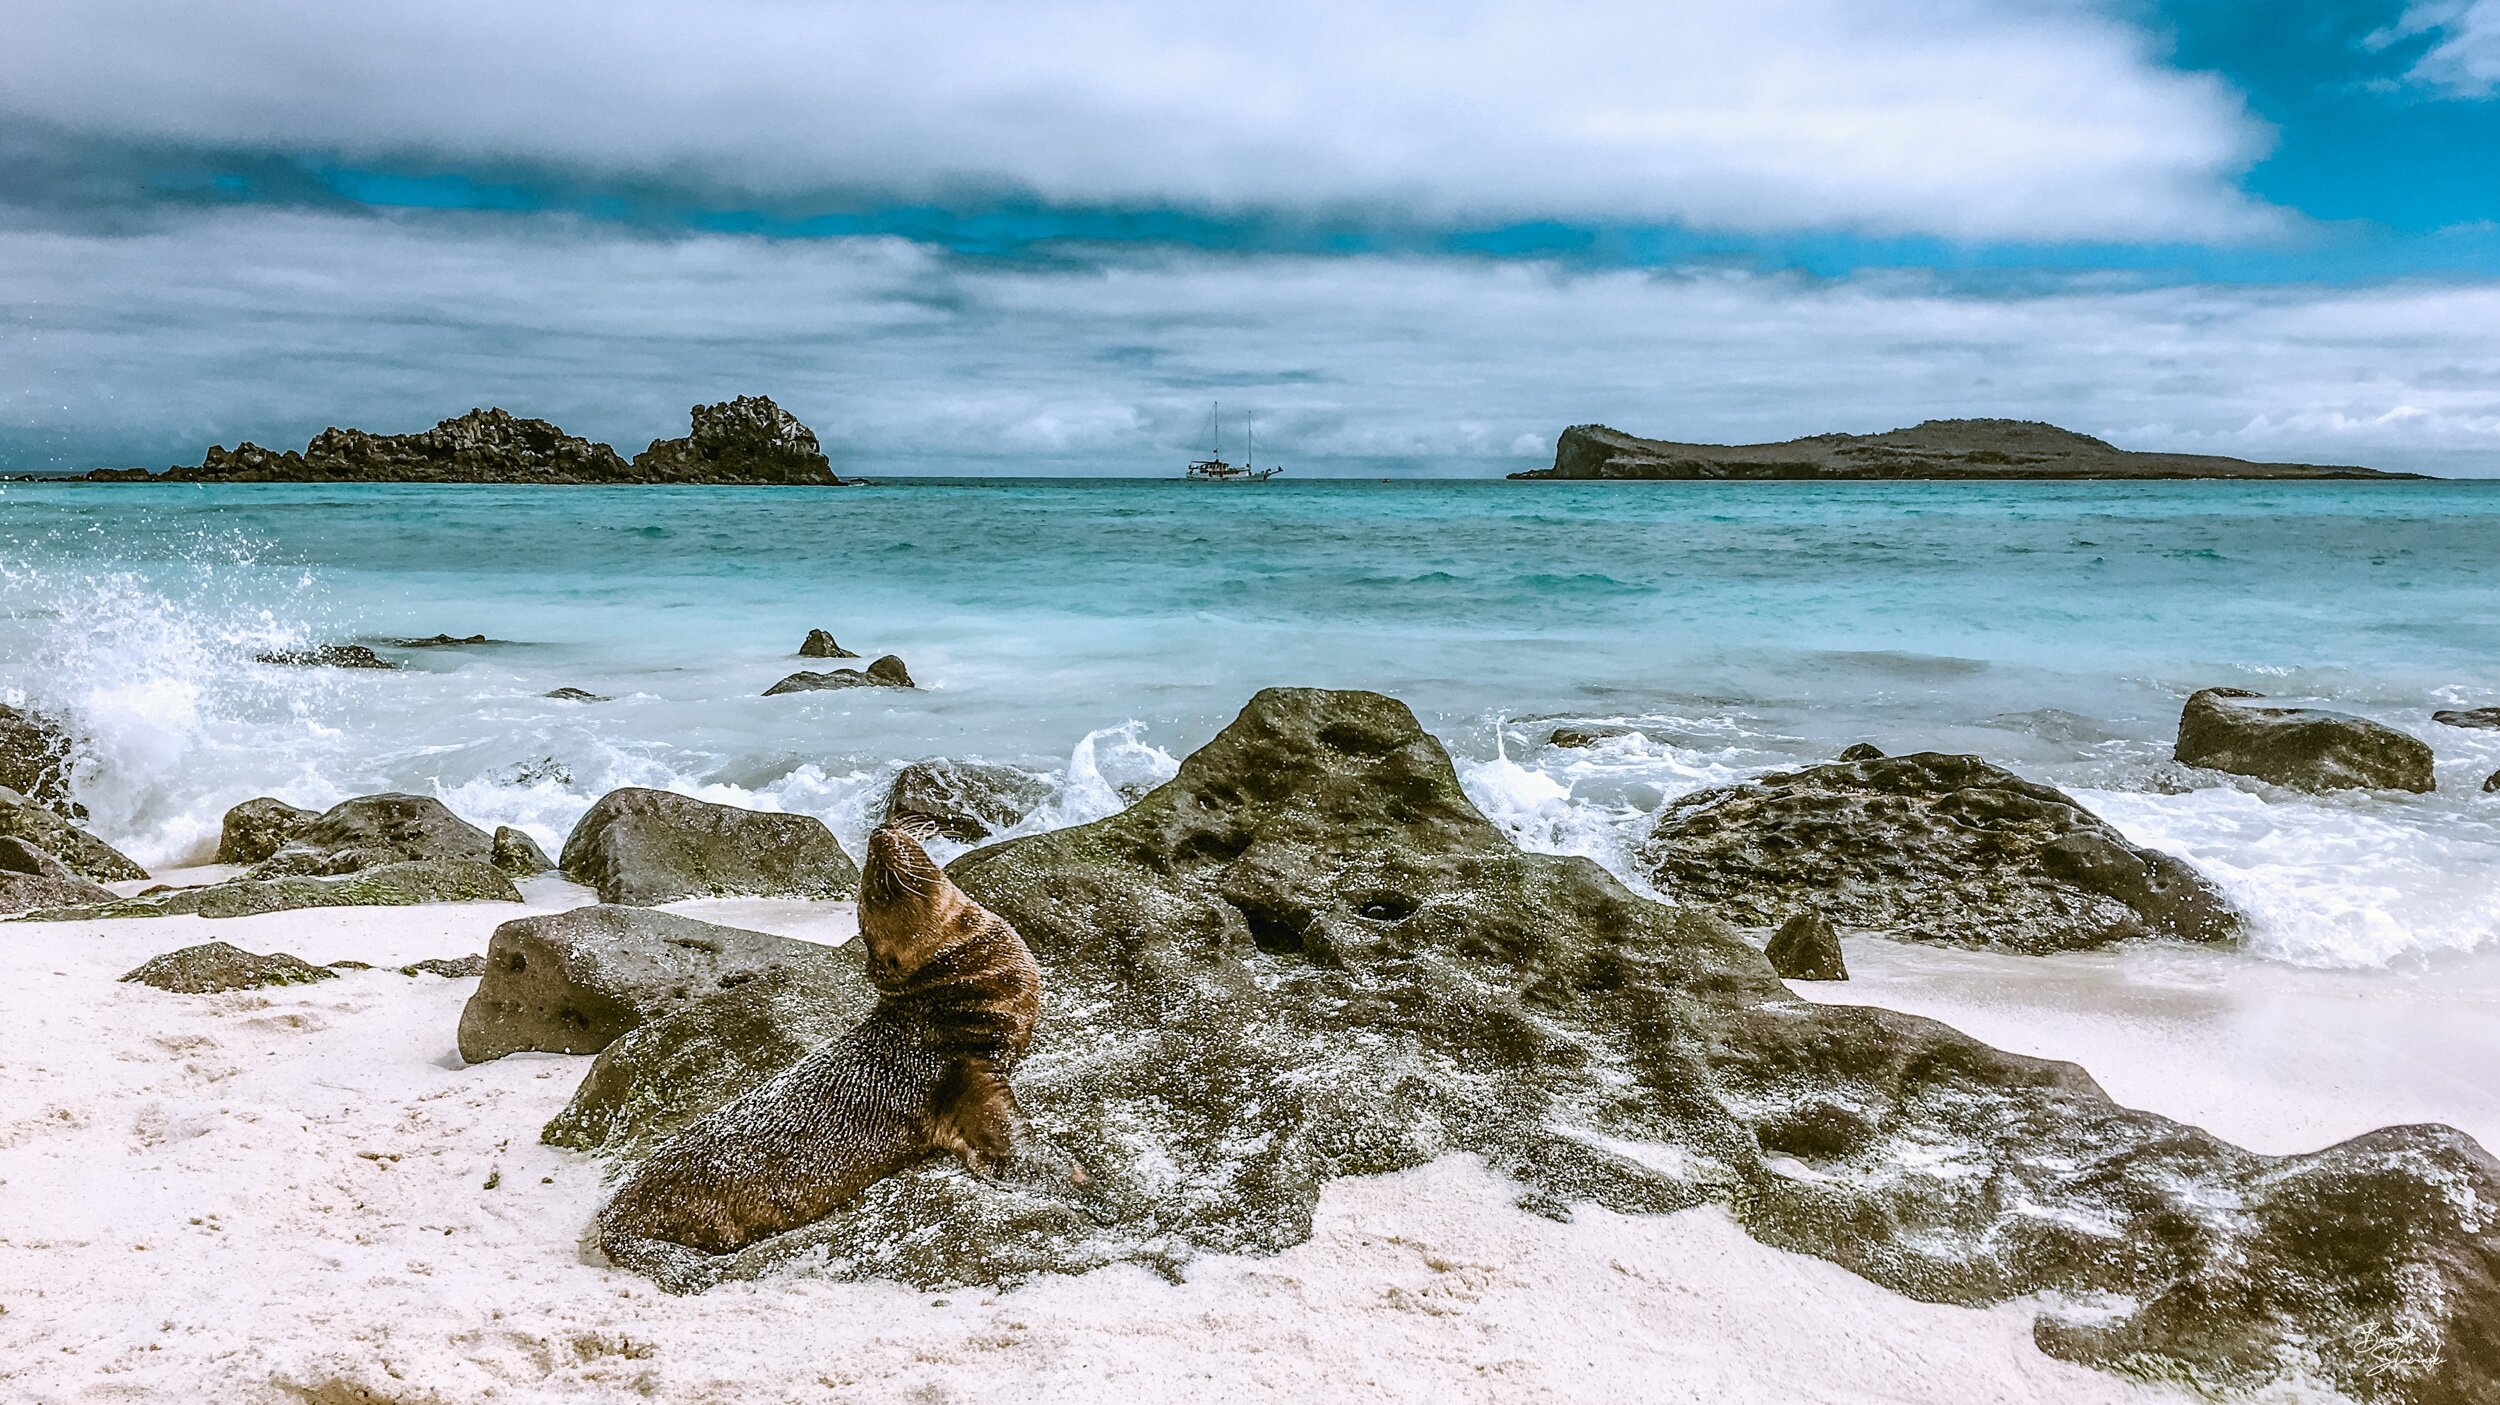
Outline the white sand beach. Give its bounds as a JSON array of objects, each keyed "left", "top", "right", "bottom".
[{"left": 2, "top": 884, "right": 2438, "bottom": 1404}]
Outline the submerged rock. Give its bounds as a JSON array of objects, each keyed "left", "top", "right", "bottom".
[
  {"left": 880, "top": 759, "right": 1051, "bottom": 842},
  {"left": 395, "top": 633, "right": 490, "bottom": 647},
  {"left": 543, "top": 956, "right": 876, "bottom": 1159},
  {"left": 572, "top": 686, "right": 2498, "bottom": 1404},
  {"left": 253, "top": 644, "right": 398, "bottom": 670},
  {"left": 491, "top": 825, "right": 553, "bottom": 876},
  {"left": 1547, "top": 724, "right": 1634, "bottom": 749},
  {"left": 798, "top": 628, "right": 859, "bottom": 659},
  {"left": 559, "top": 788, "right": 858, "bottom": 905},
  {"left": 545, "top": 687, "right": 609, "bottom": 703},
  {"left": 252, "top": 793, "right": 494, "bottom": 877},
  {"left": 457, "top": 905, "right": 847, "bottom": 1063},
  {"left": 632, "top": 396, "right": 842, "bottom": 485},
  {"left": 120, "top": 941, "right": 338, "bottom": 993},
  {"left": 25, "top": 859, "right": 520, "bottom": 920},
  {"left": 0, "top": 836, "right": 115, "bottom": 915},
  {"left": 0, "top": 786, "right": 146, "bottom": 882},
  {"left": 216, "top": 797, "right": 318, "bottom": 865},
  {"left": 2177, "top": 688, "right": 2436, "bottom": 793},
  {"left": 0, "top": 703, "right": 81, "bottom": 815},
  {"left": 2434, "top": 706, "right": 2500, "bottom": 730},
  {"left": 763, "top": 655, "right": 915, "bottom": 695},
  {"left": 1763, "top": 910, "right": 1846, "bottom": 980},
  {"left": 1639, "top": 750, "right": 2240, "bottom": 954}
]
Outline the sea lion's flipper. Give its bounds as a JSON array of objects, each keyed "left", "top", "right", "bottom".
[{"left": 929, "top": 1057, "right": 1024, "bottom": 1171}]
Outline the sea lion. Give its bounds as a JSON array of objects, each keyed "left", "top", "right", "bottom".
[{"left": 595, "top": 822, "right": 1053, "bottom": 1287}]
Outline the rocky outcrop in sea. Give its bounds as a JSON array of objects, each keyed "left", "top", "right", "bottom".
[
  {"left": 83, "top": 397, "right": 844, "bottom": 485},
  {"left": 550, "top": 687, "right": 2497, "bottom": 1401},
  {"left": 2176, "top": 688, "right": 2438, "bottom": 793},
  {"left": 1512, "top": 419, "right": 2421, "bottom": 480}
]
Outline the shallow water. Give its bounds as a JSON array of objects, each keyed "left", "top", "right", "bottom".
[{"left": 3, "top": 477, "right": 2495, "bottom": 970}]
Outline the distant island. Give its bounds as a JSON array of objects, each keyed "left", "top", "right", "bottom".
[
  {"left": 69, "top": 395, "right": 847, "bottom": 485},
  {"left": 1510, "top": 419, "right": 2426, "bottom": 481}
]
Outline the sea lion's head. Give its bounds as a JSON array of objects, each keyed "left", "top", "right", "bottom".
[{"left": 858, "top": 821, "right": 972, "bottom": 987}]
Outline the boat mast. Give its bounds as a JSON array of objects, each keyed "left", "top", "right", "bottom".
[{"left": 1247, "top": 413, "right": 1254, "bottom": 471}]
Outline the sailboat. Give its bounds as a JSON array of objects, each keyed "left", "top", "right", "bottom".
[{"left": 1183, "top": 403, "right": 1283, "bottom": 482}]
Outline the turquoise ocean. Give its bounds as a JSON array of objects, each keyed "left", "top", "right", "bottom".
[{"left": 4, "top": 478, "right": 2497, "bottom": 971}]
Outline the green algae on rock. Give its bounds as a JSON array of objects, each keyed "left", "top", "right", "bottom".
[
  {"left": 22, "top": 858, "right": 520, "bottom": 920},
  {"left": 121, "top": 941, "right": 339, "bottom": 993}
]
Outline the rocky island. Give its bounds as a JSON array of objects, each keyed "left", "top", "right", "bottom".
[
  {"left": 76, "top": 394, "right": 846, "bottom": 485},
  {"left": 1511, "top": 419, "right": 2425, "bottom": 480}
]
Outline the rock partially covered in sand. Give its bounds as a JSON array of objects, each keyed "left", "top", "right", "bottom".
[
  {"left": 880, "top": 759, "right": 1051, "bottom": 842},
  {"left": 253, "top": 793, "right": 495, "bottom": 877},
  {"left": 2434, "top": 706, "right": 2500, "bottom": 730},
  {"left": 763, "top": 655, "right": 915, "bottom": 695},
  {"left": 120, "top": 941, "right": 338, "bottom": 993},
  {"left": 543, "top": 956, "right": 875, "bottom": 1158},
  {"left": 491, "top": 826, "right": 553, "bottom": 876},
  {"left": 0, "top": 786, "right": 146, "bottom": 882},
  {"left": 1639, "top": 750, "right": 2240, "bottom": 954},
  {"left": 2177, "top": 688, "right": 2436, "bottom": 793},
  {"left": 0, "top": 703, "right": 81, "bottom": 815},
  {"left": 631, "top": 396, "right": 841, "bottom": 485},
  {"left": 1764, "top": 910, "right": 1846, "bottom": 980},
  {"left": 798, "top": 628, "right": 859, "bottom": 659},
  {"left": 402, "top": 954, "right": 487, "bottom": 978},
  {"left": 0, "top": 836, "right": 115, "bottom": 915},
  {"left": 604, "top": 686, "right": 2500, "bottom": 1405},
  {"left": 253, "top": 644, "right": 398, "bottom": 670},
  {"left": 457, "top": 905, "right": 845, "bottom": 1062},
  {"left": 216, "top": 797, "right": 318, "bottom": 866},
  {"left": 559, "top": 788, "right": 858, "bottom": 905},
  {"left": 25, "top": 859, "right": 520, "bottom": 920}
]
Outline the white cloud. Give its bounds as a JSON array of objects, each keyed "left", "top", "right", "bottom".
[
  {"left": 4, "top": 210, "right": 2497, "bottom": 477},
  {"left": 2391, "top": 0, "right": 2500, "bottom": 94},
  {"left": 0, "top": 0, "right": 2271, "bottom": 243}
]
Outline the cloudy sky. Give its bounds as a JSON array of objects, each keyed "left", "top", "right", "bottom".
[{"left": 5, "top": 0, "right": 2499, "bottom": 475}]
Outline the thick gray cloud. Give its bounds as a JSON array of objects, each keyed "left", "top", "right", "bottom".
[
  {"left": 0, "top": 0, "right": 2271, "bottom": 242},
  {"left": 5, "top": 209, "right": 2496, "bottom": 477}
]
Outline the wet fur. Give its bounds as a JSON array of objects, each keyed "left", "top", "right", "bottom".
[{"left": 596, "top": 824, "right": 1045, "bottom": 1284}]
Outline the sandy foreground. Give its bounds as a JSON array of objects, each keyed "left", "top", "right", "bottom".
[{"left": 5, "top": 881, "right": 2464, "bottom": 1404}]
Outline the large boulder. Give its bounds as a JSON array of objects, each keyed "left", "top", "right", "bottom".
[
  {"left": 0, "top": 703, "right": 80, "bottom": 814},
  {"left": 216, "top": 797, "right": 318, "bottom": 865},
  {"left": 559, "top": 788, "right": 858, "bottom": 905},
  {"left": 2177, "top": 688, "right": 2436, "bottom": 793},
  {"left": 631, "top": 396, "right": 841, "bottom": 485},
  {"left": 22, "top": 859, "right": 519, "bottom": 920},
  {"left": 252, "top": 793, "right": 494, "bottom": 877},
  {"left": 120, "top": 941, "right": 337, "bottom": 993},
  {"left": 762, "top": 655, "right": 914, "bottom": 695},
  {"left": 880, "top": 759, "right": 1051, "bottom": 842},
  {"left": 0, "top": 786, "right": 146, "bottom": 882},
  {"left": 1639, "top": 750, "right": 2240, "bottom": 954},
  {"left": 542, "top": 956, "right": 876, "bottom": 1159},
  {"left": 0, "top": 836, "right": 115, "bottom": 915},
  {"left": 456, "top": 905, "right": 848, "bottom": 1063},
  {"left": 578, "top": 687, "right": 2499, "bottom": 1402}
]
